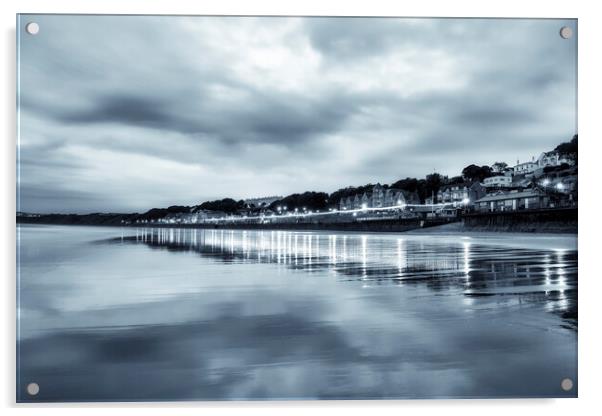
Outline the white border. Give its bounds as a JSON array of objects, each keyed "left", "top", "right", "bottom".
[{"left": 2, "top": 1, "right": 600, "bottom": 414}]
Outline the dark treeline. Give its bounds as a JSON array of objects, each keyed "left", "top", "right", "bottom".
[
  {"left": 197, "top": 198, "right": 246, "bottom": 213},
  {"left": 268, "top": 192, "right": 329, "bottom": 212}
]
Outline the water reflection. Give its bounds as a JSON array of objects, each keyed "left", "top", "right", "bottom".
[
  {"left": 114, "top": 228, "right": 577, "bottom": 324},
  {"left": 18, "top": 225, "right": 578, "bottom": 402}
]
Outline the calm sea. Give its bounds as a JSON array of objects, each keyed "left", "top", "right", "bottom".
[{"left": 17, "top": 224, "right": 578, "bottom": 401}]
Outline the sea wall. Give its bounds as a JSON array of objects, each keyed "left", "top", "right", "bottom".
[
  {"left": 130, "top": 218, "right": 457, "bottom": 233},
  {"left": 461, "top": 208, "right": 577, "bottom": 233}
]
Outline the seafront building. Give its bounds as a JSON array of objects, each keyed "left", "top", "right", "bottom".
[
  {"left": 338, "top": 184, "right": 420, "bottom": 211},
  {"left": 436, "top": 182, "right": 485, "bottom": 205},
  {"left": 473, "top": 189, "right": 549, "bottom": 212}
]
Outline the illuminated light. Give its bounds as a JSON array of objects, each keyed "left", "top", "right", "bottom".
[
  {"left": 462, "top": 198, "right": 470, "bottom": 205},
  {"left": 556, "top": 183, "right": 565, "bottom": 190},
  {"left": 361, "top": 203, "right": 368, "bottom": 210},
  {"left": 542, "top": 178, "right": 551, "bottom": 186},
  {"left": 352, "top": 212, "right": 357, "bottom": 217}
]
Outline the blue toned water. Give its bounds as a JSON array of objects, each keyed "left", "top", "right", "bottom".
[{"left": 17, "top": 225, "right": 577, "bottom": 401}]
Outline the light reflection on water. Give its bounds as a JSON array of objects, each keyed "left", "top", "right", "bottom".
[
  {"left": 17, "top": 225, "right": 577, "bottom": 401},
  {"left": 126, "top": 228, "right": 577, "bottom": 304}
]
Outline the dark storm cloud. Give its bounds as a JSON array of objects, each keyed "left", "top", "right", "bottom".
[
  {"left": 54, "top": 89, "right": 357, "bottom": 146},
  {"left": 17, "top": 15, "right": 577, "bottom": 213},
  {"left": 61, "top": 94, "right": 174, "bottom": 126}
]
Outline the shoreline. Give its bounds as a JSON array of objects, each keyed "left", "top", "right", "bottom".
[
  {"left": 17, "top": 219, "right": 577, "bottom": 235},
  {"left": 16, "top": 207, "right": 578, "bottom": 235}
]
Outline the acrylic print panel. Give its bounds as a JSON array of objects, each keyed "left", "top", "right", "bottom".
[{"left": 16, "top": 15, "right": 578, "bottom": 402}]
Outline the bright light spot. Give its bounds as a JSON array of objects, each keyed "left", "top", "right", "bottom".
[
  {"left": 542, "top": 179, "right": 551, "bottom": 186},
  {"left": 462, "top": 198, "right": 470, "bottom": 205},
  {"left": 556, "top": 183, "right": 565, "bottom": 190},
  {"left": 361, "top": 203, "right": 368, "bottom": 210}
]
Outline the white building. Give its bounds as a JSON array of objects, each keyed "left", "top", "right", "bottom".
[
  {"left": 483, "top": 175, "right": 512, "bottom": 188},
  {"left": 514, "top": 150, "right": 575, "bottom": 176},
  {"left": 513, "top": 159, "right": 538, "bottom": 175},
  {"left": 537, "top": 151, "right": 575, "bottom": 169}
]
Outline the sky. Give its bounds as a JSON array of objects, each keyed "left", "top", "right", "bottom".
[{"left": 17, "top": 15, "right": 577, "bottom": 214}]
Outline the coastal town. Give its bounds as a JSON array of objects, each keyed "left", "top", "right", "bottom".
[
  {"left": 115, "top": 135, "right": 577, "bottom": 229},
  {"left": 17, "top": 135, "right": 577, "bottom": 231}
]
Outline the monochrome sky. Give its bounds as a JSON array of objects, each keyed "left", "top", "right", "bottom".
[{"left": 18, "top": 15, "right": 577, "bottom": 213}]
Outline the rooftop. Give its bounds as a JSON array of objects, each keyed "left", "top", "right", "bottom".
[{"left": 475, "top": 190, "right": 543, "bottom": 203}]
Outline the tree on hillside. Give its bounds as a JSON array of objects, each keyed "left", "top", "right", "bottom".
[
  {"left": 555, "top": 134, "right": 578, "bottom": 164},
  {"left": 424, "top": 173, "right": 444, "bottom": 201},
  {"left": 390, "top": 177, "right": 419, "bottom": 193},
  {"left": 462, "top": 164, "right": 493, "bottom": 182},
  {"left": 327, "top": 184, "right": 375, "bottom": 207},
  {"left": 139, "top": 205, "right": 190, "bottom": 220},
  {"left": 491, "top": 161, "right": 508, "bottom": 172},
  {"left": 448, "top": 176, "right": 465, "bottom": 185},
  {"left": 270, "top": 192, "right": 329, "bottom": 212},
  {"left": 198, "top": 198, "right": 245, "bottom": 213}
]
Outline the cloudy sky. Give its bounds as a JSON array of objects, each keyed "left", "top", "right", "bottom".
[{"left": 18, "top": 15, "right": 577, "bottom": 214}]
